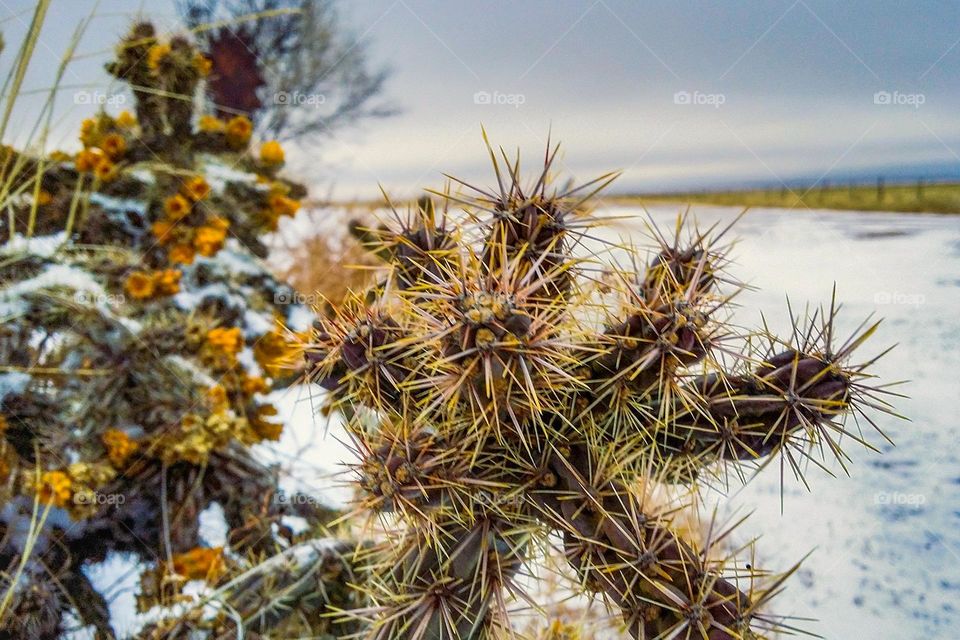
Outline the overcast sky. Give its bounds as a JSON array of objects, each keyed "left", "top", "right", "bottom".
[{"left": 3, "top": 0, "right": 959, "bottom": 198}]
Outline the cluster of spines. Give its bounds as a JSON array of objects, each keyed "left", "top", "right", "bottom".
[{"left": 305, "top": 142, "right": 894, "bottom": 639}]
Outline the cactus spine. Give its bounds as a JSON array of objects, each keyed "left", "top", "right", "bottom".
[{"left": 309, "top": 144, "right": 894, "bottom": 639}]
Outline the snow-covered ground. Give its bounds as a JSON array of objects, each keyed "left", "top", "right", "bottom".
[
  {"left": 266, "top": 204, "right": 959, "bottom": 639},
  {"left": 659, "top": 205, "right": 960, "bottom": 640}
]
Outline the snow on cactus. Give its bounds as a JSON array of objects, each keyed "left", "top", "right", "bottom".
[{"left": 0, "top": 22, "right": 357, "bottom": 638}]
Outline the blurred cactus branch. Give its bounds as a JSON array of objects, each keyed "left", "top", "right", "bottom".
[{"left": 0, "top": 14, "right": 362, "bottom": 636}]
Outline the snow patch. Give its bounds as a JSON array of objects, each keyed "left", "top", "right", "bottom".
[
  {"left": 0, "top": 231, "right": 65, "bottom": 258},
  {"left": 200, "top": 156, "right": 258, "bottom": 193},
  {"left": 83, "top": 552, "right": 143, "bottom": 638},
  {"left": 199, "top": 502, "right": 228, "bottom": 547},
  {"left": 285, "top": 303, "right": 315, "bottom": 332},
  {"left": 255, "top": 383, "right": 355, "bottom": 509},
  {"left": 89, "top": 193, "right": 148, "bottom": 217},
  {"left": 1, "top": 264, "right": 109, "bottom": 318},
  {"left": 0, "top": 371, "right": 30, "bottom": 399},
  {"left": 200, "top": 240, "right": 265, "bottom": 276}
]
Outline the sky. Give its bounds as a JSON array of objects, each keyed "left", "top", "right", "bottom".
[{"left": 2, "top": 0, "right": 959, "bottom": 198}]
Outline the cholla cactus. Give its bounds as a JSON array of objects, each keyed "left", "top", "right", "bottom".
[
  {"left": 308, "top": 145, "right": 895, "bottom": 639},
  {"left": 0, "top": 22, "right": 353, "bottom": 637}
]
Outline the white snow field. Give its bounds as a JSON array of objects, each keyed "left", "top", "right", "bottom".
[{"left": 257, "top": 204, "right": 960, "bottom": 639}]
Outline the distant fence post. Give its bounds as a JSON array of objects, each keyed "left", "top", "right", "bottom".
[{"left": 877, "top": 177, "right": 885, "bottom": 202}]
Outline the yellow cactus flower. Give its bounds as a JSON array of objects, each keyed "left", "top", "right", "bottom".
[
  {"left": 94, "top": 158, "right": 119, "bottom": 183},
  {"left": 168, "top": 243, "right": 196, "bottom": 265},
  {"left": 146, "top": 42, "right": 171, "bottom": 71},
  {"left": 152, "top": 268, "right": 182, "bottom": 295},
  {"left": 124, "top": 271, "right": 156, "bottom": 300},
  {"left": 193, "top": 53, "right": 213, "bottom": 76},
  {"left": 267, "top": 193, "right": 300, "bottom": 217},
  {"left": 163, "top": 194, "right": 192, "bottom": 220},
  {"left": 241, "top": 375, "right": 268, "bottom": 396},
  {"left": 116, "top": 110, "right": 137, "bottom": 128},
  {"left": 75, "top": 148, "right": 104, "bottom": 172},
  {"left": 102, "top": 429, "right": 138, "bottom": 468},
  {"left": 171, "top": 547, "right": 224, "bottom": 581},
  {"left": 253, "top": 329, "right": 302, "bottom": 378},
  {"left": 225, "top": 115, "right": 253, "bottom": 148},
  {"left": 193, "top": 225, "right": 227, "bottom": 257},
  {"left": 183, "top": 177, "right": 211, "bottom": 202},
  {"left": 206, "top": 326, "right": 243, "bottom": 355},
  {"left": 259, "top": 140, "right": 285, "bottom": 165},
  {"left": 101, "top": 133, "right": 126, "bottom": 159},
  {"left": 150, "top": 220, "right": 175, "bottom": 245},
  {"left": 207, "top": 385, "right": 229, "bottom": 412},
  {"left": 37, "top": 470, "right": 73, "bottom": 508},
  {"left": 250, "top": 404, "right": 283, "bottom": 441},
  {"left": 198, "top": 114, "right": 225, "bottom": 133},
  {"left": 208, "top": 216, "right": 230, "bottom": 231},
  {"left": 79, "top": 118, "right": 98, "bottom": 147},
  {"left": 182, "top": 176, "right": 211, "bottom": 201}
]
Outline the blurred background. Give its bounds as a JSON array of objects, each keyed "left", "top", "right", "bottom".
[
  {"left": 4, "top": 0, "right": 960, "bottom": 199},
  {"left": 1, "top": 1, "right": 958, "bottom": 639}
]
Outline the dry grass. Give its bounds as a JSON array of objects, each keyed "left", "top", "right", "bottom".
[
  {"left": 619, "top": 181, "right": 960, "bottom": 214},
  {"left": 268, "top": 203, "right": 382, "bottom": 306}
]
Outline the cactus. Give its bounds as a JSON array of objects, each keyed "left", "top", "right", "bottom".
[
  {"left": 308, "top": 145, "right": 896, "bottom": 639},
  {"left": 0, "top": 22, "right": 354, "bottom": 637}
]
